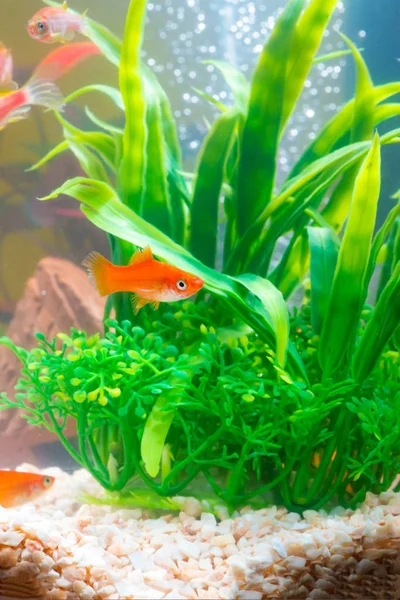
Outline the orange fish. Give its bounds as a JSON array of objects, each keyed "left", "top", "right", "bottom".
[
  {"left": 33, "top": 41, "right": 102, "bottom": 82},
  {"left": 27, "top": 1, "right": 88, "bottom": 44},
  {"left": 0, "top": 471, "right": 55, "bottom": 508},
  {"left": 0, "top": 72, "right": 64, "bottom": 131},
  {"left": 83, "top": 246, "right": 204, "bottom": 314},
  {"left": 0, "top": 43, "right": 17, "bottom": 91}
]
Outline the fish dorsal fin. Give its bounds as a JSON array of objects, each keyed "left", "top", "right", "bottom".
[
  {"left": 129, "top": 246, "right": 153, "bottom": 266},
  {"left": 82, "top": 8, "right": 89, "bottom": 17},
  {"left": 62, "top": 1, "right": 68, "bottom": 10}
]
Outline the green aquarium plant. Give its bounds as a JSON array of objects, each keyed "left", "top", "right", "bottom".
[{"left": 0, "top": 0, "right": 400, "bottom": 512}]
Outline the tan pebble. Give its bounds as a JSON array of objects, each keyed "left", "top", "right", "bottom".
[
  {"left": 80, "top": 584, "right": 96, "bottom": 600},
  {"left": 0, "top": 547, "right": 18, "bottom": 568},
  {"left": 287, "top": 585, "right": 308, "bottom": 599},
  {"left": 63, "top": 566, "right": 86, "bottom": 581},
  {"left": 327, "top": 553, "right": 344, "bottom": 568},
  {"left": 25, "top": 539, "right": 44, "bottom": 552},
  {"left": 108, "top": 543, "right": 130, "bottom": 557},
  {"left": 210, "top": 534, "right": 235, "bottom": 547},
  {"left": 285, "top": 555, "right": 306, "bottom": 570},
  {"left": 56, "top": 556, "right": 75, "bottom": 567},
  {"left": 356, "top": 558, "right": 377, "bottom": 575},
  {"left": 315, "top": 579, "right": 335, "bottom": 592},
  {"left": 217, "top": 585, "right": 234, "bottom": 599},
  {"left": 181, "top": 583, "right": 199, "bottom": 599},
  {"left": 309, "top": 590, "right": 330, "bottom": 599},
  {"left": 210, "top": 570, "right": 224, "bottom": 582},
  {"left": 71, "top": 581, "right": 86, "bottom": 594},
  {"left": 97, "top": 585, "right": 117, "bottom": 597},
  {"left": 32, "top": 550, "right": 47, "bottom": 564}
]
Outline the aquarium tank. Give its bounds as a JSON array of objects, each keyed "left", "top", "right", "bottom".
[{"left": 0, "top": 0, "right": 399, "bottom": 555}]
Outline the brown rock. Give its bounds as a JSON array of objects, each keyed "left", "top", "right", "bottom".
[{"left": 0, "top": 257, "right": 106, "bottom": 467}]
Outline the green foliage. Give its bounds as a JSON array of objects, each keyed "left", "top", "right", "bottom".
[
  {"left": 1, "top": 0, "right": 399, "bottom": 512},
  {"left": 1, "top": 305, "right": 399, "bottom": 512}
]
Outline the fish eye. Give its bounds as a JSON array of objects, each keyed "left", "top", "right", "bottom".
[
  {"left": 43, "top": 476, "right": 53, "bottom": 487},
  {"left": 176, "top": 279, "right": 187, "bottom": 291},
  {"left": 37, "top": 21, "right": 45, "bottom": 31}
]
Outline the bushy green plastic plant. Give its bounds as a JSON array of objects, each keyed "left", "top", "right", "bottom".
[{"left": 0, "top": 0, "right": 400, "bottom": 512}]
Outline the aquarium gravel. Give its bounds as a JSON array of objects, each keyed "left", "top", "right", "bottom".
[{"left": 0, "top": 466, "right": 399, "bottom": 599}]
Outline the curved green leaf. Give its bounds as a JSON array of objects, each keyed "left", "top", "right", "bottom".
[
  {"left": 236, "top": 0, "right": 305, "bottom": 236},
  {"left": 65, "top": 85, "right": 124, "bottom": 111},
  {"left": 118, "top": 0, "right": 148, "bottom": 210},
  {"left": 307, "top": 227, "right": 339, "bottom": 334},
  {"left": 319, "top": 133, "right": 381, "bottom": 377},
  {"left": 190, "top": 109, "right": 239, "bottom": 268},
  {"left": 353, "top": 262, "right": 400, "bottom": 382}
]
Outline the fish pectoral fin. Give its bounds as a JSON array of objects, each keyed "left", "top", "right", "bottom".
[
  {"left": 131, "top": 294, "right": 151, "bottom": 315},
  {"left": 129, "top": 245, "right": 153, "bottom": 266},
  {"left": 150, "top": 301, "right": 160, "bottom": 311},
  {"left": 62, "top": 1, "right": 68, "bottom": 9}
]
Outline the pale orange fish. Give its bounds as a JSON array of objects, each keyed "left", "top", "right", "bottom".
[
  {"left": 0, "top": 43, "right": 17, "bottom": 91},
  {"left": 0, "top": 471, "right": 55, "bottom": 508},
  {"left": 33, "top": 41, "right": 102, "bottom": 82},
  {"left": 83, "top": 246, "right": 204, "bottom": 314},
  {"left": 27, "top": 2, "right": 88, "bottom": 44}
]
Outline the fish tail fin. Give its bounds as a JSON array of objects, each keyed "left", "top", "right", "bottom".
[
  {"left": 24, "top": 73, "right": 65, "bottom": 112},
  {"left": 82, "top": 251, "right": 114, "bottom": 296}
]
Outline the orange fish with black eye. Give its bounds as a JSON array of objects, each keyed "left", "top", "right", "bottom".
[
  {"left": 0, "top": 471, "right": 55, "bottom": 508},
  {"left": 27, "top": 1, "right": 88, "bottom": 44},
  {"left": 82, "top": 246, "right": 204, "bottom": 314}
]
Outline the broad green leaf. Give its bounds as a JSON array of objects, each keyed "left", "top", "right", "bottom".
[
  {"left": 141, "top": 394, "right": 176, "bottom": 478},
  {"left": 319, "top": 134, "right": 381, "bottom": 378},
  {"left": 273, "top": 231, "right": 309, "bottom": 298},
  {"left": 67, "top": 140, "right": 110, "bottom": 183},
  {"left": 235, "top": 274, "right": 289, "bottom": 367},
  {"left": 307, "top": 227, "right": 339, "bottom": 334},
  {"left": 236, "top": 0, "right": 305, "bottom": 236},
  {"left": 39, "top": 177, "right": 307, "bottom": 379},
  {"left": 353, "top": 262, "right": 400, "bottom": 382},
  {"left": 190, "top": 109, "right": 239, "bottom": 268},
  {"left": 204, "top": 60, "right": 249, "bottom": 113},
  {"left": 320, "top": 34, "right": 375, "bottom": 231},
  {"left": 142, "top": 79, "right": 172, "bottom": 238},
  {"left": 368, "top": 202, "right": 400, "bottom": 289},
  {"left": 281, "top": 0, "right": 338, "bottom": 130},
  {"left": 376, "top": 217, "right": 400, "bottom": 300},
  {"left": 118, "top": 0, "right": 148, "bottom": 210},
  {"left": 65, "top": 85, "right": 124, "bottom": 111}
]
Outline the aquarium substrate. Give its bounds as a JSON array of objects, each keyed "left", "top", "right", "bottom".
[{"left": 0, "top": 466, "right": 399, "bottom": 599}]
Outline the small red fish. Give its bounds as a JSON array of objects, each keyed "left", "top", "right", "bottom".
[
  {"left": 27, "top": 1, "right": 88, "bottom": 44},
  {"left": 82, "top": 246, "right": 204, "bottom": 314},
  {"left": 33, "top": 41, "right": 102, "bottom": 82},
  {"left": 0, "top": 72, "right": 64, "bottom": 131},
  {"left": 0, "top": 43, "right": 17, "bottom": 90},
  {"left": 0, "top": 471, "right": 55, "bottom": 508}
]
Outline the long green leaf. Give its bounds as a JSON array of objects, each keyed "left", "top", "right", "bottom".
[
  {"left": 307, "top": 227, "right": 339, "bottom": 334},
  {"left": 353, "top": 262, "right": 400, "bottom": 382},
  {"left": 190, "top": 110, "right": 239, "bottom": 268},
  {"left": 27, "top": 141, "right": 69, "bottom": 172},
  {"left": 319, "top": 134, "right": 381, "bottom": 378},
  {"left": 118, "top": 0, "right": 148, "bottom": 210},
  {"left": 235, "top": 274, "right": 289, "bottom": 367},
  {"left": 65, "top": 85, "right": 124, "bottom": 110},
  {"left": 142, "top": 79, "right": 172, "bottom": 238},
  {"left": 281, "top": 0, "right": 338, "bottom": 130},
  {"left": 236, "top": 0, "right": 305, "bottom": 236},
  {"left": 289, "top": 82, "right": 400, "bottom": 178},
  {"left": 204, "top": 61, "right": 249, "bottom": 113}
]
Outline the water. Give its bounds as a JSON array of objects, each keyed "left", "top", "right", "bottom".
[{"left": 0, "top": 0, "right": 400, "bottom": 520}]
